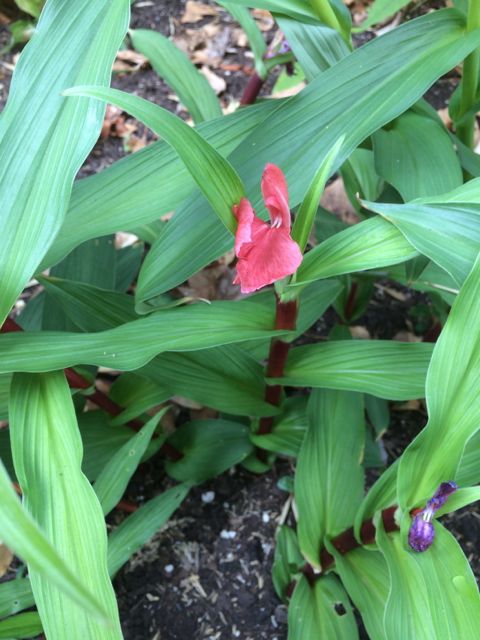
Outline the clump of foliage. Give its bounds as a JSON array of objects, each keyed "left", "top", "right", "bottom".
[{"left": 1, "top": 0, "right": 480, "bottom": 638}]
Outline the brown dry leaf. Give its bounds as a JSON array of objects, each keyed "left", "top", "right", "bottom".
[
  {"left": 349, "top": 325, "right": 371, "bottom": 339},
  {"left": 113, "top": 49, "right": 148, "bottom": 73},
  {"left": 101, "top": 105, "right": 138, "bottom": 140},
  {"left": 0, "top": 544, "right": 13, "bottom": 577},
  {"left": 437, "top": 107, "right": 452, "bottom": 129},
  {"left": 252, "top": 8, "right": 274, "bottom": 31},
  {"left": 200, "top": 65, "right": 226, "bottom": 94},
  {"left": 0, "top": 12, "right": 10, "bottom": 25},
  {"left": 179, "top": 263, "right": 239, "bottom": 300},
  {"left": 320, "top": 178, "right": 358, "bottom": 224},
  {"left": 232, "top": 28, "right": 248, "bottom": 48},
  {"left": 375, "top": 283, "right": 407, "bottom": 302},
  {"left": 126, "top": 131, "right": 150, "bottom": 153},
  {"left": 181, "top": 0, "right": 219, "bottom": 23},
  {"left": 172, "top": 395, "right": 204, "bottom": 410},
  {"left": 175, "top": 23, "right": 227, "bottom": 67}
]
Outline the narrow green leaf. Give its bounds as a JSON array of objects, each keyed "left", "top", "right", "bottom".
[
  {"left": 0, "top": 612, "right": 42, "bottom": 639},
  {"left": 293, "top": 217, "right": 417, "bottom": 287},
  {"left": 218, "top": 3, "right": 267, "bottom": 77},
  {"left": 272, "top": 525, "right": 304, "bottom": 601},
  {"left": 291, "top": 136, "right": 345, "bottom": 252},
  {"left": 64, "top": 86, "right": 244, "bottom": 235},
  {"left": 373, "top": 111, "right": 463, "bottom": 201},
  {"left": 210, "top": 0, "right": 319, "bottom": 22},
  {"left": 364, "top": 181, "right": 480, "bottom": 287},
  {"left": 326, "top": 545, "right": 390, "bottom": 640},
  {"left": 296, "top": 390, "right": 364, "bottom": 568},
  {"left": 273, "top": 341, "right": 432, "bottom": 400},
  {"left": 251, "top": 396, "right": 307, "bottom": 457},
  {"left": 9, "top": 372, "right": 122, "bottom": 638},
  {"left": 398, "top": 252, "right": 480, "bottom": 510},
  {"left": 276, "top": 15, "right": 349, "bottom": 80},
  {"left": 0, "top": 300, "right": 285, "bottom": 374},
  {"left": 130, "top": 29, "right": 221, "bottom": 123},
  {"left": 43, "top": 100, "right": 279, "bottom": 270},
  {"left": 0, "top": 579, "right": 35, "bottom": 619},
  {"left": 355, "top": 0, "right": 409, "bottom": 32},
  {"left": 107, "top": 483, "right": 189, "bottom": 576},
  {"left": 94, "top": 412, "right": 165, "bottom": 516},
  {"left": 376, "top": 521, "right": 480, "bottom": 639},
  {"left": 108, "top": 373, "right": 170, "bottom": 426},
  {"left": 436, "top": 487, "right": 480, "bottom": 517},
  {"left": 139, "top": 9, "right": 480, "bottom": 297},
  {"left": 0, "top": 0, "right": 129, "bottom": 326},
  {"left": 288, "top": 575, "right": 359, "bottom": 639},
  {"left": 165, "top": 420, "right": 253, "bottom": 483},
  {"left": 0, "top": 461, "right": 107, "bottom": 622}
]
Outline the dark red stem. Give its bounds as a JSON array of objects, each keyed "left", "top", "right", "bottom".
[
  {"left": 0, "top": 316, "right": 183, "bottom": 462},
  {"left": 240, "top": 72, "right": 265, "bottom": 105},
  {"left": 285, "top": 506, "right": 398, "bottom": 598},
  {"left": 257, "top": 299, "right": 298, "bottom": 437},
  {"left": 344, "top": 281, "right": 358, "bottom": 322}
]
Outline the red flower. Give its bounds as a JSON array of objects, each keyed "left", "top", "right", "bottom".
[{"left": 233, "top": 164, "right": 303, "bottom": 294}]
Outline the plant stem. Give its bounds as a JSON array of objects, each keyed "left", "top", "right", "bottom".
[
  {"left": 0, "top": 316, "right": 183, "bottom": 462},
  {"left": 456, "top": 0, "right": 480, "bottom": 148},
  {"left": 257, "top": 298, "right": 298, "bottom": 437},
  {"left": 240, "top": 72, "right": 265, "bottom": 105}
]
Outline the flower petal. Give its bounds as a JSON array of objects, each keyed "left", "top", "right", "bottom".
[
  {"left": 261, "top": 164, "right": 291, "bottom": 229},
  {"left": 408, "top": 515, "right": 435, "bottom": 552},
  {"left": 233, "top": 198, "right": 255, "bottom": 255},
  {"left": 235, "top": 227, "right": 302, "bottom": 293}
]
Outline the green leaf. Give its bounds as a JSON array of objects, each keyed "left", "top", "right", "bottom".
[
  {"left": 0, "top": 375, "right": 11, "bottom": 421},
  {"left": 39, "top": 277, "right": 280, "bottom": 416},
  {"left": 276, "top": 16, "right": 349, "bottom": 80},
  {"left": 398, "top": 252, "right": 480, "bottom": 510},
  {"left": 295, "top": 390, "right": 364, "bottom": 568},
  {"left": 436, "top": 486, "right": 480, "bottom": 517},
  {"left": 364, "top": 180, "right": 480, "bottom": 287},
  {"left": 0, "top": 0, "right": 129, "bottom": 326},
  {"left": 455, "top": 431, "right": 480, "bottom": 486},
  {"left": 94, "top": 412, "right": 165, "bottom": 515},
  {"left": 0, "top": 299, "right": 285, "bottom": 374},
  {"left": 326, "top": 545, "right": 390, "bottom": 640},
  {"left": 273, "top": 341, "right": 432, "bottom": 400},
  {"left": 218, "top": 3, "right": 267, "bottom": 77},
  {"left": 291, "top": 136, "right": 345, "bottom": 252},
  {"left": 0, "top": 579, "right": 35, "bottom": 619},
  {"left": 288, "top": 574, "right": 359, "bottom": 639},
  {"left": 292, "top": 217, "right": 417, "bottom": 287},
  {"left": 372, "top": 111, "right": 463, "bottom": 201},
  {"left": 139, "top": 9, "right": 480, "bottom": 298},
  {"left": 64, "top": 86, "right": 244, "bottom": 235},
  {"left": 272, "top": 525, "right": 304, "bottom": 601},
  {"left": 107, "top": 483, "right": 189, "bottom": 576},
  {"left": 43, "top": 99, "right": 279, "bottom": 270},
  {"left": 14, "top": 0, "right": 44, "bottom": 18},
  {"left": 0, "top": 460, "right": 107, "bottom": 623},
  {"left": 376, "top": 521, "right": 480, "bottom": 639},
  {"left": 78, "top": 411, "right": 163, "bottom": 482},
  {"left": 165, "top": 420, "right": 253, "bottom": 483},
  {"left": 130, "top": 29, "right": 221, "bottom": 123},
  {"left": 250, "top": 396, "right": 307, "bottom": 457},
  {"left": 108, "top": 373, "right": 170, "bottom": 426},
  {"left": 341, "top": 148, "right": 384, "bottom": 209},
  {"left": 0, "top": 612, "right": 42, "bottom": 639},
  {"left": 211, "top": 0, "right": 319, "bottom": 22},
  {"left": 354, "top": 0, "right": 409, "bottom": 32},
  {"left": 9, "top": 372, "right": 122, "bottom": 638}
]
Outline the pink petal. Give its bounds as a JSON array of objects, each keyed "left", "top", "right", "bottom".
[
  {"left": 261, "top": 163, "right": 291, "bottom": 230},
  {"left": 233, "top": 198, "right": 255, "bottom": 255},
  {"left": 235, "top": 227, "right": 303, "bottom": 293}
]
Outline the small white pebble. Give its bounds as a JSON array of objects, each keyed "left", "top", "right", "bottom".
[
  {"left": 220, "top": 530, "right": 237, "bottom": 540},
  {"left": 201, "top": 491, "right": 215, "bottom": 504},
  {"left": 262, "top": 512, "right": 270, "bottom": 523},
  {"left": 164, "top": 564, "right": 174, "bottom": 574}
]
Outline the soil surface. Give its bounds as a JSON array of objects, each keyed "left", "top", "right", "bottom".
[{"left": 1, "top": 2, "right": 479, "bottom": 639}]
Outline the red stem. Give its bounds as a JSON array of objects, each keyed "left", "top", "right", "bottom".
[
  {"left": 240, "top": 72, "right": 265, "bottom": 105},
  {"left": 0, "top": 316, "right": 183, "bottom": 462},
  {"left": 257, "top": 299, "right": 298, "bottom": 437}
]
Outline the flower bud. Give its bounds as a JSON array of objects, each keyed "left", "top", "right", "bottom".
[{"left": 408, "top": 514, "right": 435, "bottom": 552}]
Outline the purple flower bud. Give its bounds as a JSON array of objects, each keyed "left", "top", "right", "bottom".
[
  {"left": 427, "top": 481, "right": 458, "bottom": 512},
  {"left": 408, "top": 514, "right": 435, "bottom": 552},
  {"left": 279, "top": 40, "right": 291, "bottom": 55},
  {"left": 407, "top": 481, "right": 457, "bottom": 552}
]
